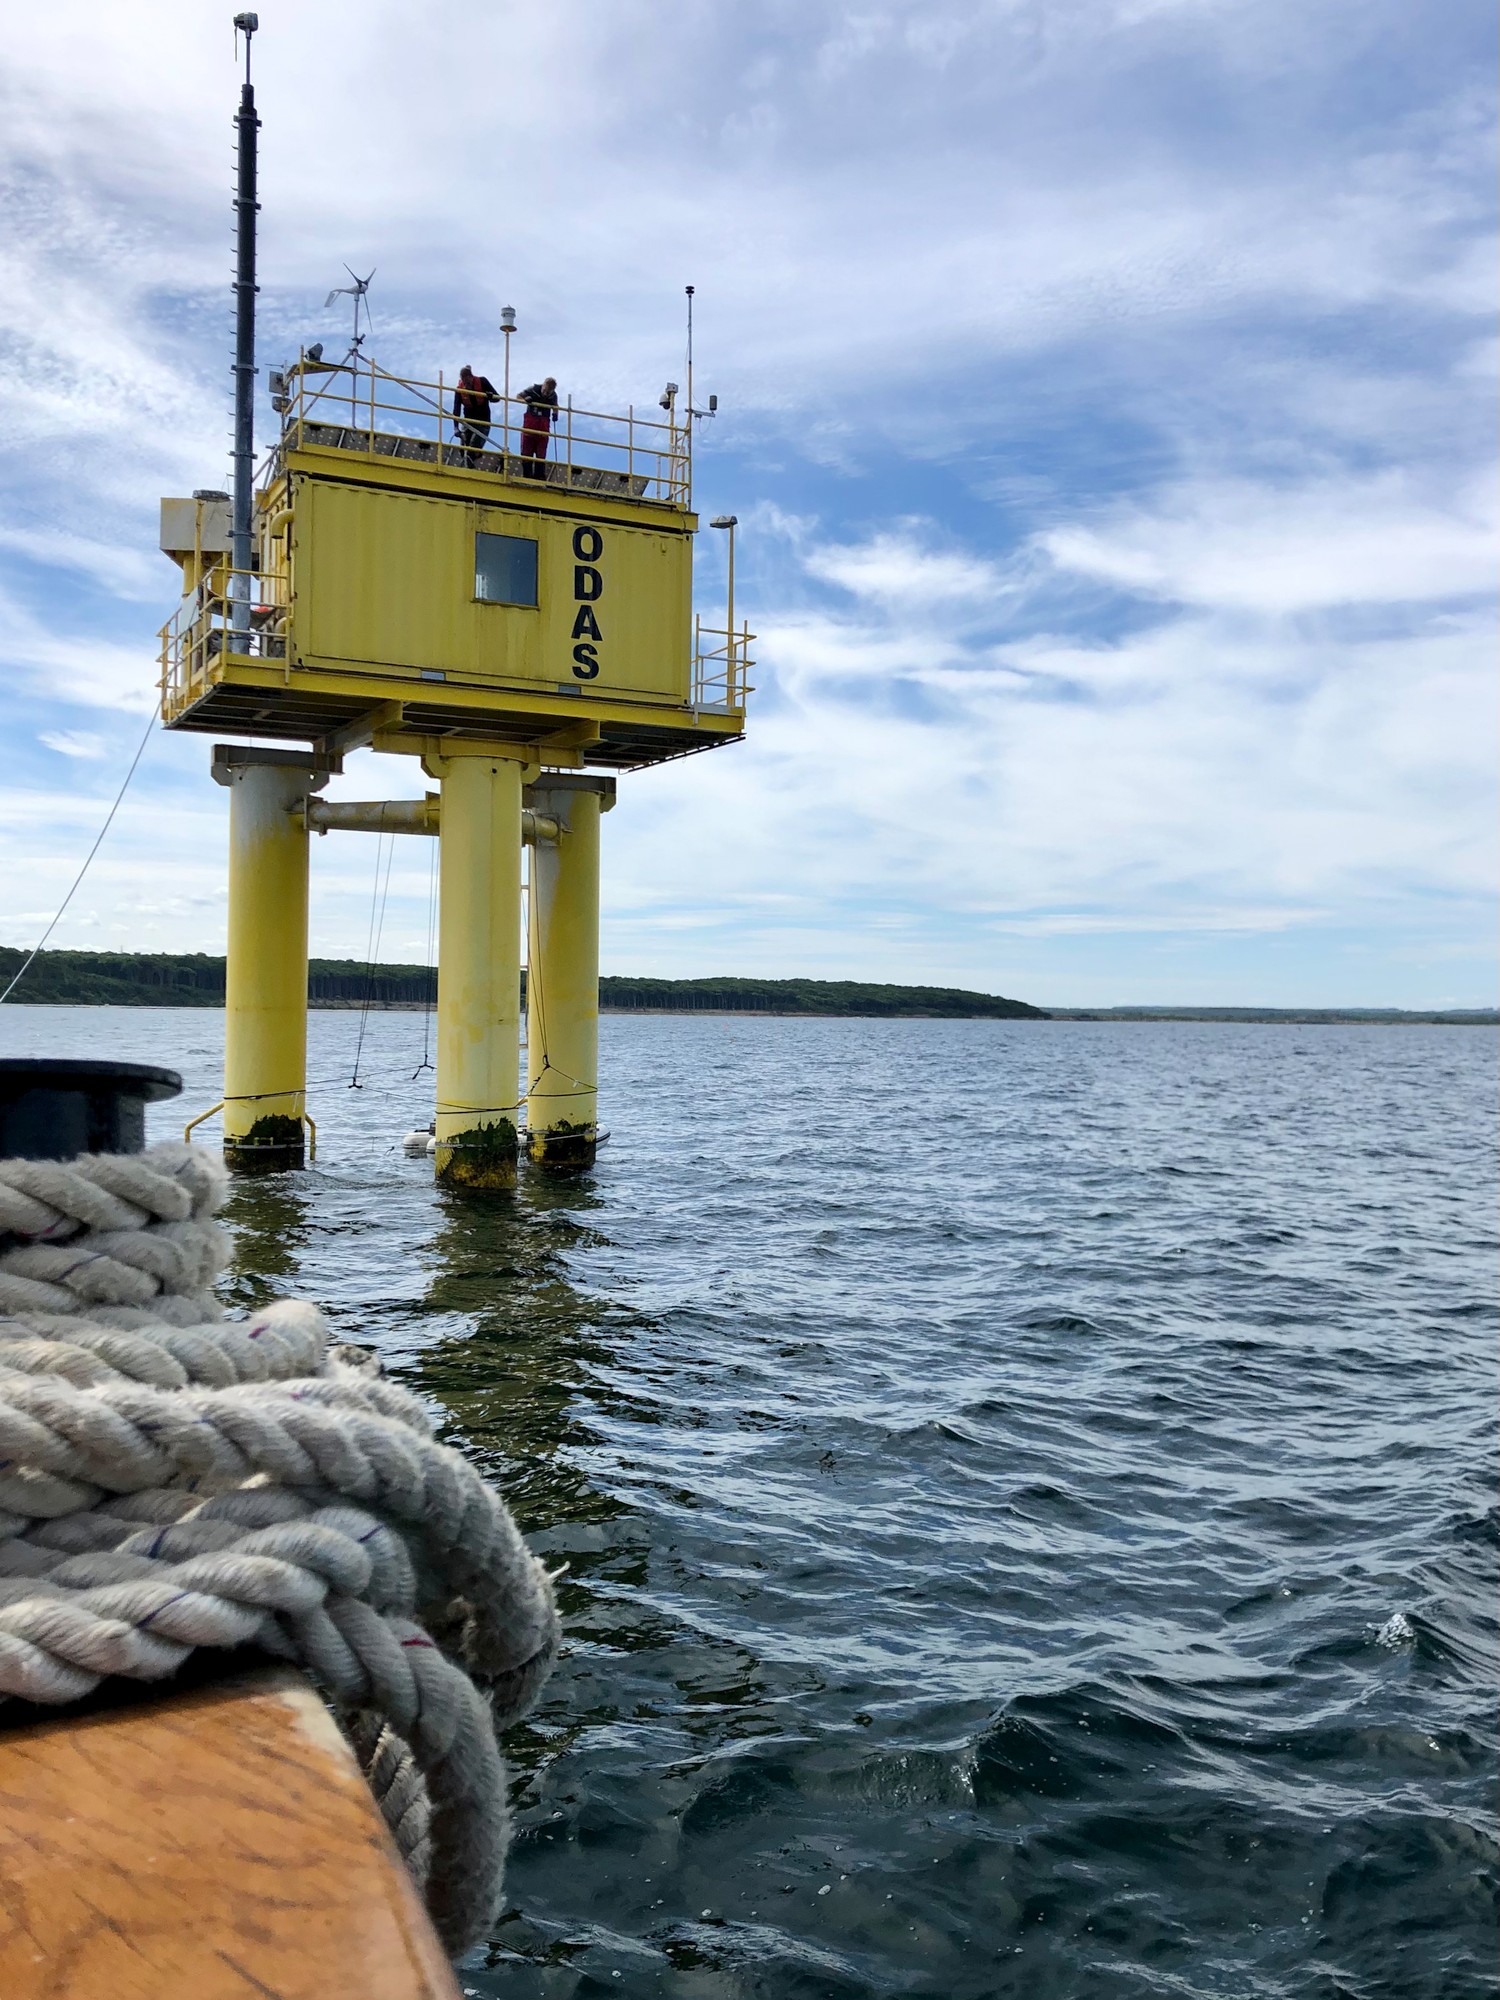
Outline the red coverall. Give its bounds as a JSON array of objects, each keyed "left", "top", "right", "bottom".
[{"left": 519, "top": 388, "right": 557, "bottom": 476}]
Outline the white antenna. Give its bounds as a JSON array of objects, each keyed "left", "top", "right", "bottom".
[{"left": 685, "top": 286, "right": 717, "bottom": 423}]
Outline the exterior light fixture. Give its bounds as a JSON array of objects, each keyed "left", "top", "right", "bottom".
[
  {"left": 499, "top": 309, "right": 517, "bottom": 430},
  {"left": 709, "top": 517, "right": 739, "bottom": 683}
]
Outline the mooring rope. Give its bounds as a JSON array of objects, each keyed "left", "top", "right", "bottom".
[
  {"left": 413, "top": 834, "right": 438, "bottom": 1080},
  {"left": 0, "top": 697, "right": 160, "bottom": 1008},
  {"left": 0, "top": 1141, "right": 560, "bottom": 1955},
  {"left": 351, "top": 819, "right": 398, "bottom": 1088}
]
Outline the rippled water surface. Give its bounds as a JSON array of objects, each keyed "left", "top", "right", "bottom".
[{"left": 6, "top": 1008, "right": 1497, "bottom": 1998}]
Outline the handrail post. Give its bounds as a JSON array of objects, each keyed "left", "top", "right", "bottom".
[
  {"left": 183, "top": 1100, "right": 224, "bottom": 1142},
  {"left": 437, "top": 369, "right": 445, "bottom": 466}
]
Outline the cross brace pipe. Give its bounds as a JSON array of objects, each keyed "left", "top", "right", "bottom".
[{"left": 303, "top": 798, "right": 559, "bottom": 842}]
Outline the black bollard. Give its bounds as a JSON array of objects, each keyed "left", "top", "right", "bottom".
[{"left": 0, "top": 1060, "right": 183, "bottom": 1161}]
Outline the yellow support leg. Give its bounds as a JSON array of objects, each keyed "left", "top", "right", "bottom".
[
  {"left": 525, "top": 779, "right": 605, "bottom": 1170},
  {"left": 220, "top": 753, "right": 315, "bottom": 1172},
  {"left": 428, "top": 750, "right": 528, "bottom": 1189}
]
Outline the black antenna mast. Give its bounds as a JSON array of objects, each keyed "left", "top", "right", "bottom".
[{"left": 230, "top": 12, "right": 260, "bottom": 643}]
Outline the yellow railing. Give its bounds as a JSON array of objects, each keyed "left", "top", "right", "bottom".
[
  {"left": 692, "top": 617, "right": 755, "bottom": 714},
  {"left": 263, "top": 353, "right": 691, "bottom": 508},
  {"left": 160, "top": 576, "right": 752, "bottom": 723},
  {"left": 159, "top": 566, "right": 291, "bottom": 717}
]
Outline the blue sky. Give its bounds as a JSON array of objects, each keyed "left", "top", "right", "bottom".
[{"left": 0, "top": 0, "right": 1494, "bottom": 1005}]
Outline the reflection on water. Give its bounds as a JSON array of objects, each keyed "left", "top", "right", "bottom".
[
  {"left": 0, "top": 1007, "right": 1494, "bottom": 1998},
  {"left": 220, "top": 1176, "right": 316, "bottom": 1307},
  {"left": 406, "top": 1184, "right": 627, "bottom": 1536}
]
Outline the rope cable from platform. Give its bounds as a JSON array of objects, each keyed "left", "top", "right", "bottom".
[
  {"left": 0, "top": 699, "right": 160, "bottom": 1007},
  {"left": 350, "top": 818, "right": 397, "bottom": 1088},
  {"left": 522, "top": 882, "right": 595, "bottom": 1110},
  {"left": 412, "top": 835, "right": 438, "bottom": 1080}
]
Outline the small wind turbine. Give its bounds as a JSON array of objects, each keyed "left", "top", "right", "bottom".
[{"left": 325, "top": 266, "right": 376, "bottom": 357}]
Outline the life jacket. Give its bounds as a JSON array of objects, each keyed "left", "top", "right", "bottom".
[{"left": 455, "top": 377, "right": 494, "bottom": 418}]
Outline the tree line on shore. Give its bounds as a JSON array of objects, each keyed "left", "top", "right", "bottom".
[{"left": 0, "top": 948, "right": 1048, "bottom": 1019}]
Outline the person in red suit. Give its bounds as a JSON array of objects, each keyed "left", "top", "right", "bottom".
[{"left": 519, "top": 378, "right": 559, "bottom": 478}]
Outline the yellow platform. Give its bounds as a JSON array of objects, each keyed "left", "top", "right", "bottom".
[{"left": 159, "top": 359, "right": 751, "bottom": 772}]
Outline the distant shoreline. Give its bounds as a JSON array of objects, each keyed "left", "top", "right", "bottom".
[
  {"left": 0, "top": 948, "right": 1491, "bottom": 1025},
  {"left": 1044, "top": 1010, "right": 1497, "bottom": 1026},
  {"left": 3, "top": 1002, "right": 1493, "bottom": 1027},
  {"left": 0, "top": 950, "right": 1043, "bottom": 1021}
]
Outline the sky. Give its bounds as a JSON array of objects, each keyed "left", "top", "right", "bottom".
[{"left": 0, "top": 0, "right": 1494, "bottom": 1007}]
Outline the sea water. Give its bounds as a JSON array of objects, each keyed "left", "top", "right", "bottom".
[{"left": 3, "top": 1007, "right": 1495, "bottom": 1999}]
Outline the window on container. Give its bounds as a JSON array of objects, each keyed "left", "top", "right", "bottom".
[{"left": 474, "top": 532, "right": 538, "bottom": 607}]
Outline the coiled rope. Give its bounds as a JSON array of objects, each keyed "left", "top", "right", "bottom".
[{"left": 0, "top": 1141, "right": 560, "bottom": 1956}]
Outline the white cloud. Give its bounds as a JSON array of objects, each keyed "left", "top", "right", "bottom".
[
  {"left": 38, "top": 729, "right": 105, "bottom": 758},
  {"left": 1041, "top": 471, "right": 1498, "bottom": 614},
  {"left": 593, "top": 514, "right": 1497, "bottom": 964},
  {"left": 805, "top": 531, "right": 1007, "bottom": 608},
  {"left": 0, "top": 580, "right": 159, "bottom": 711},
  {"left": 0, "top": 529, "right": 163, "bottom": 602},
  {"left": 0, "top": 1, "right": 1491, "bottom": 1001}
]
